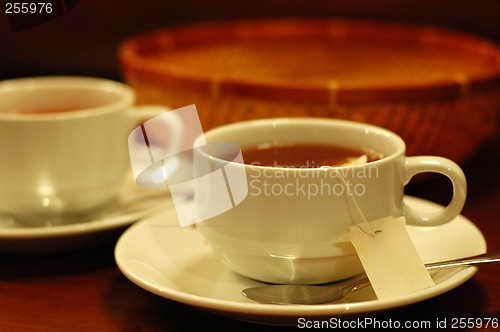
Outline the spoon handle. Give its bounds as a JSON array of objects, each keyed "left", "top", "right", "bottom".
[
  {"left": 424, "top": 250, "right": 500, "bottom": 270},
  {"left": 352, "top": 250, "right": 500, "bottom": 288},
  {"left": 337, "top": 250, "right": 500, "bottom": 302}
]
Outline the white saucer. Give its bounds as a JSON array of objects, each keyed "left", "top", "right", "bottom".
[
  {"left": 114, "top": 196, "right": 486, "bottom": 326},
  {"left": 0, "top": 178, "right": 173, "bottom": 253}
]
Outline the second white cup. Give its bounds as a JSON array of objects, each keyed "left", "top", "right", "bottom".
[{"left": 0, "top": 76, "right": 183, "bottom": 226}]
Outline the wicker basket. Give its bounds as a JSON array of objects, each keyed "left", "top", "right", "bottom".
[{"left": 119, "top": 19, "right": 500, "bottom": 163}]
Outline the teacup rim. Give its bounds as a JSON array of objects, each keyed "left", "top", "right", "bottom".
[
  {"left": 0, "top": 76, "right": 135, "bottom": 121},
  {"left": 195, "top": 117, "right": 406, "bottom": 170}
]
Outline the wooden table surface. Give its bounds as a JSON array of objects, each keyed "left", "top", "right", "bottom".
[{"left": 1, "top": 133, "right": 499, "bottom": 332}]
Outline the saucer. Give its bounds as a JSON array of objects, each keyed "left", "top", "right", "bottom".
[
  {"left": 0, "top": 178, "right": 174, "bottom": 253},
  {"left": 114, "top": 196, "right": 486, "bottom": 326}
]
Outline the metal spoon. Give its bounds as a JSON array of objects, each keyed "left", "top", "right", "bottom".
[{"left": 242, "top": 250, "right": 500, "bottom": 305}]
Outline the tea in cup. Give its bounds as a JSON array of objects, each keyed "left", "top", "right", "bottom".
[{"left": 193, "top": 118, "right": 467, "bottom": 284}]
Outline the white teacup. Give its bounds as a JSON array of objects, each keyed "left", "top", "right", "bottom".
[
  {"left": 0, "top": 76, "right": 182, "bottom": 226},
  {"left": 194, "top": 118, "right": 467, "bottom": 284}
]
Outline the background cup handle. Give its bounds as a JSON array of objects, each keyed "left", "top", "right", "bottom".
[
  {"left": 130, "top": 105, "right": 184, "bottom": 155},
  {"left": 128, "top": 105, "right": 185, "bottom": 188},
  {"left": 403, "top": 156, "right": 467, "bottom": 226}
]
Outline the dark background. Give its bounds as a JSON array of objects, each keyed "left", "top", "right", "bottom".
[{"left": 1, "top": 0, "right": 500, "bottom": 81}]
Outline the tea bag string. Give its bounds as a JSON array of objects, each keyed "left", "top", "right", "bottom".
[{"left": 322, "top": 166, "right": 376, "bottom": 237}]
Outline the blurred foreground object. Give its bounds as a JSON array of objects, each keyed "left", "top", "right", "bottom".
[{"left": 119, "top": 18, "right": 500, "bottom": 163}]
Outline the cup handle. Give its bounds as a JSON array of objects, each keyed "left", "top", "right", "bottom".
[
  {"left": 130, "top": 105, "right": 184, "bottom": 155},
  {"left": 402, "top": 156, "right": 467, "bottom": 226},
  {"left": 128, "top": 105, "right": 185, "bottom": 189}
]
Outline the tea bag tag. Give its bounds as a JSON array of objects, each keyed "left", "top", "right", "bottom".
[{"left": 338, "top": 216, "right": 435, "bottom": 299}]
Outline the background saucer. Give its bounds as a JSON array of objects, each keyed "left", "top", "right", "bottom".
[{"left": 0, "top": 178, "right": 173, "bottom": 253}]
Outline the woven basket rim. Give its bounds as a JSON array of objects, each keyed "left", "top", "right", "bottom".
[{"left": 119, "top": 18, "right": 500, "bottom": 104}]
